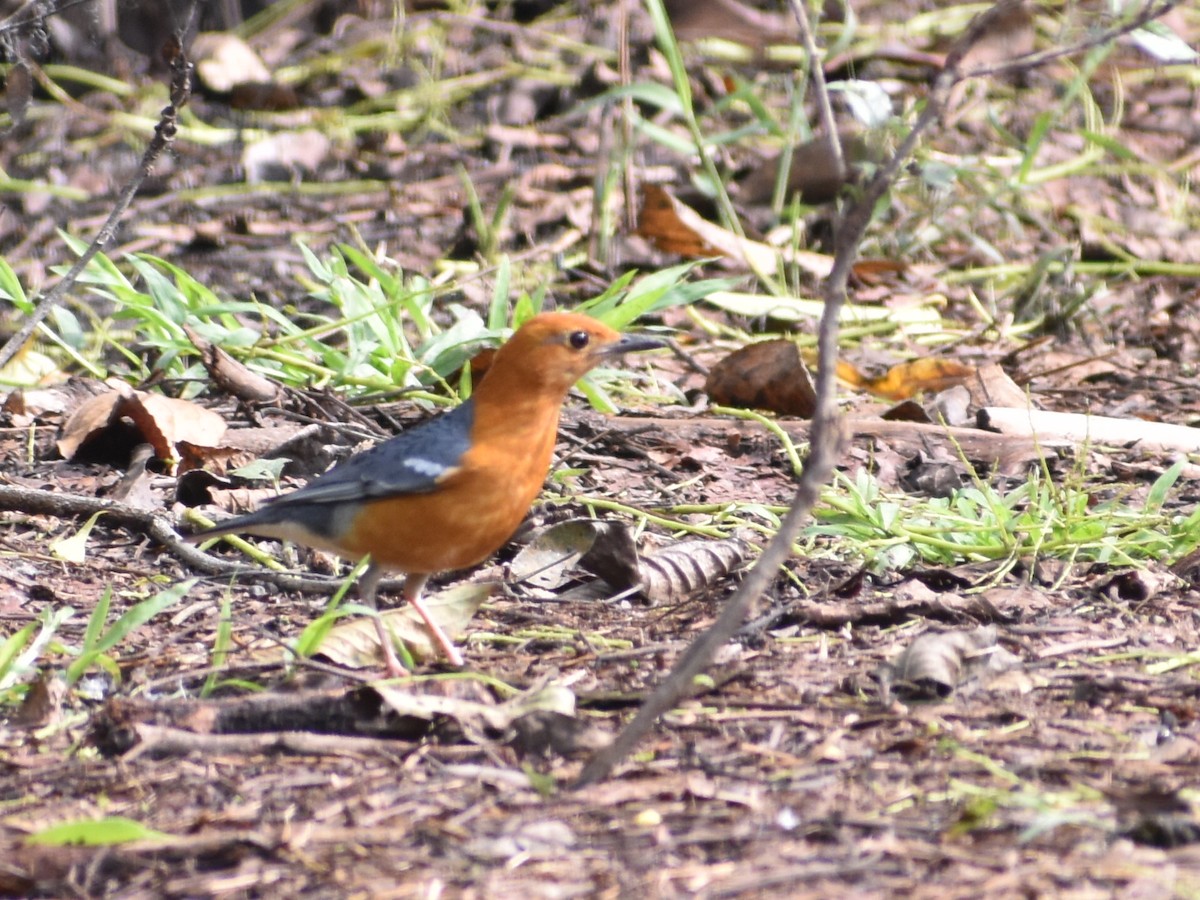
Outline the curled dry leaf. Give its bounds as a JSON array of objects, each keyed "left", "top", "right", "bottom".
[
  {"left": 57, "top": 385, "right": 227, "bottom": 473},
  {"left": 880, "top": 625, "right": 1021, "bottom": 700},
  {"left": 513, "top": 519, "right": 751, "bottom": 605},
  {"left": 575, "top": 521, "right": 641, "bottom": 593},
  {"left": 965, "top": 362, "right": 1027, "bottom": 409},
  {"left": 635, "top": 537, "right": 752, "bottom": 606},
  {"left": 1099, "top": 568, "right": 1178, "bottom": 604},
  {"left": 705, "top": 339, "right": 817, "bottom": 417},
  {"left": 509, "top": 519, "right": 610, "bottom": 589},
  {"left": 4, "top": 60, "right": 32, "bottom": 129},
  {"left": 244, "top": 130, "right": 333, "bottom": 184}
]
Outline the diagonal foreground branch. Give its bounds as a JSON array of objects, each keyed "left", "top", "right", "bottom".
[
  {"left": 0, "top": 23, "right": 195, "bottom": 371},
  {"left": 574, "top": 0, "right": 1178, "bottom": 788}
]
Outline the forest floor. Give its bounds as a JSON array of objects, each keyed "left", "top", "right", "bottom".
[{"left": 3, "top": 0, "right": 1200, "bottom": 896}]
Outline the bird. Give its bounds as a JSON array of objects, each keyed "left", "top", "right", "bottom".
[{"left": 188, "top": 312, "right": 663, "bottom": 676}]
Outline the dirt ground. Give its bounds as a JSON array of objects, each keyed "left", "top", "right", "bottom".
[{"left": 3, "top": 0, "right": 1200, "bottom": 897}]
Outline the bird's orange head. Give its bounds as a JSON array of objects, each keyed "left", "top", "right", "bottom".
[{"left": 477, "top": 312, "right": 663, "bottom": 398}]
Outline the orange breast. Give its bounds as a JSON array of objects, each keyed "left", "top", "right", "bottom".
[{"left": 340, "top": 423, "right": 557, "bottom": 574}]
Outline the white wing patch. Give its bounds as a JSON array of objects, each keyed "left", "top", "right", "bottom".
[{"left": 405, "top": 456, "right": 451, "bottom": 478}]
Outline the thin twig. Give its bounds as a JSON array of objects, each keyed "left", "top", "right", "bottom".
[
  {"left": 0, "top": 483, "right": 371, "bottom": 595},
  {"left": 963, "top": 0, "right": 1182, "bottom": 80},
  {"left": 573, "top": 0, "right": 1114, "bottom": 788},
  {"left": 786, "top": 0, "right": 843, "bottom": 176},
  {"left": 0, "top": 24, "right": 195, "bottom": 371}
]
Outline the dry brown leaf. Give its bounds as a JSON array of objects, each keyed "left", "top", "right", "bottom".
[
  {"left": 56, "top": 391, "right": 121, "bottom": 459},
  {"left": 192, "top": 32, "right": 271, "bottom": 92},
  {"left": 636, "top": 184, "right": 716, "bottom": 257},
  {"left": 965, "top": 363, "right": 1028, "bottom": 408},
  {"left": 738, "top": 132, "right": 878, "bottom": 206},
  {"left": 228, "top": 83, "right": 299, "bottom": 112},
  {"left": 705, "top": 339, "right": 817, "bottom": 417},
  {"left": 957, "top": 1, "right": 1036, "bottom": 71},
  {"left": 58, "top": 384, "right": 228, "bottom": 470},
  {"left": 510, "top": 519, "right": 608, "bottom": 589},
  {"left": 1098, "top": 568, "right": 1180, "bottom": 604},
  {"left": 515, "top": 519, "right": 749, "bottom": 606},
  {"left": 194, "top": 485, "right": 279, "bottom": 516},
  {"left": 850, "top": 258, "right": 911, "bottom": 285},
  {"left": 370, "top": 680, "right": 575, "bottom": 740},
  {"left": 636, "top": 184, "right": 832, "bottom": 278},
  {"left": 665, "top": 0, "right": 794, "bottom": 48},
  {"left": 576, "top": 521, "right": 641, "bottom": 594},
  {"left": 119, "top": 390, "right": 228, "bottom": 464},
  {"left": 313, "top": 583, "right": 490, "bottom": 669},
  {"left": 842, "top": 357, "right": 976, "bottom": 401},
  {"left": 10, "top": 672, "right": 66, "bottom": 729},
  {"left": 243, "top": 131, "right": 333, "bottom": 184}
]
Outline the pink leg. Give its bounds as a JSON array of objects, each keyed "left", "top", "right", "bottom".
[
  {"left": 360, "top": 565, "right": 408, "bottom": 677},
  {"left": 404, "top": 573, "right": 465, "bottom": 667}
]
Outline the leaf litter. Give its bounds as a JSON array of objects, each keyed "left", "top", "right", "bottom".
[{"left": 2, "top": 0, "right": 1200, "bottom": 897}]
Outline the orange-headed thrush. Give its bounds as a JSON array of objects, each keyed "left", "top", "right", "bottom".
[{"left": 189, "top": 312, "right": 662, "bottom": 675}]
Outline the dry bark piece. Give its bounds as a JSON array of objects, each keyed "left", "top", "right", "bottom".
[
  {"left": 183, "top": 324, "right": 282, "bottom": 404},
  {"left": 980, "top": 407, "right": 1200, "bottom": 454},
  {"left": 705, "top": 339, "right": 817, "bottom": 417},
  {"left": 93, "top": 679, "right": 580, "bottom": 755}
]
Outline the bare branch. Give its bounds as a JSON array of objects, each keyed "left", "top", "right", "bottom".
[
  {"left": 573, "top": 0, "right": 1095, "bottom": 789},
  {"left": 0, "top": 13, "right": 196, "bottom": 371}
]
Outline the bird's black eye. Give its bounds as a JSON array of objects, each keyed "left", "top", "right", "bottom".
[{"left": 568, "top": 331, "right": 590, "bottom": 350}]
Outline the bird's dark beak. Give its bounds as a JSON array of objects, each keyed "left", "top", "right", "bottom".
[{"left": 604, "top": 333, "right": 666, "bottom": 356}]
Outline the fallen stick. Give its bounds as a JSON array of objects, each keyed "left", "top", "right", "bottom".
[{"left": 979, "top": 407, "right": 1200, "bottom": 455}]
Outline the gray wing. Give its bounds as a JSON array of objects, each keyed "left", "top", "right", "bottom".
[{"left": 268, "top": 397, "right": 476, "bottom": 509}]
